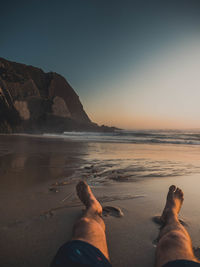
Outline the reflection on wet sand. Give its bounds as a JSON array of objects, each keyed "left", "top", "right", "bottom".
[
  {"left": 11, "top": 155, "right": 26, "bottom": 170},
  {"left": 0, "top": 135, "right": 89, "bottom": 229},
  {"left": 0, "top": 135, "right": 88, "bottom": 190}
]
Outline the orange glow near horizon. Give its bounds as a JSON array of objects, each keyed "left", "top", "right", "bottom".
[
  {"left": 85, "top": 36, "right": 200, "bottom": 130},
  {"left": 89, "top": 113, "right": 200, "bottom": 130}
]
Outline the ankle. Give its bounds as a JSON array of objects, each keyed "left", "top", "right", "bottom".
[{"left": 165, "top": 210, "right": 178, "bottom": 223}]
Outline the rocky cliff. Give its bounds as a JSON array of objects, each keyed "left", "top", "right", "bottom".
[{"left": 0, "top": 57, "right": 114, "bottom": 133}]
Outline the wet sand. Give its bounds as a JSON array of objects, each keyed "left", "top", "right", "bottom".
[{"left": 1, "top": 135, "right": 200, "bottom": 267}]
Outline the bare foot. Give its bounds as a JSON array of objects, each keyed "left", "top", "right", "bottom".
[
  {"left": 76, "top": 181, "right": 102, "bottom": 215},
  {"left": 160, "top": 185, "right": 184, "bottom": 224}
]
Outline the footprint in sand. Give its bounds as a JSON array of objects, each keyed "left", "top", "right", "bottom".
[
  {"left": 152, "top": 215, "right": 187, "bottom": 226},
  {"left": 102, "top": 206, "right": 124, "bottom": 218}
]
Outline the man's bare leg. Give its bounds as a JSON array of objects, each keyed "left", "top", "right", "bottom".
[
  {"left": 156, "top": 185, "right": 199, "bottom": 267},
  {"left": 72, "top": 181, "right": 110, "bottom": 261}
]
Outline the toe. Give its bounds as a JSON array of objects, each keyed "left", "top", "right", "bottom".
[
  {"left": 76, "top": 180, "right": 83, "bottom": 188},
  {"left": 76, "top": 181, "right": 84, "bottom": 195},
  {"left": 176, "top": 187, "right": 181, "bottom": 193},
  {"left": 169, "top": 185, "right": 176, "bottom": 192},
  {"left": 175, "top": 187, "right": 184, "bottom": 198},
  {"left": 78, "top": 180, "right": 86, "bottom": 186},
  {"left": 76, "top": 180, "right": 87, "bottom": 190},
  {"left": 178, "top": 188, "right": 184, "bottom": 198},
  {"left": 175, "top": 187, "right": 180, "bottom": 194}
]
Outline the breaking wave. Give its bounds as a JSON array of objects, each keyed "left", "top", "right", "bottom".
[{"left": 44, "top": 129, "right": 200, "bottom": 145}]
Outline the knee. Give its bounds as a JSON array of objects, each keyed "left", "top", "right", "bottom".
[
  {"left": 74, "top": 217, "right": 91, "bottom": 228},
  {"left": 158, "top": 230, "right": 189, "bottom": 250},
  {"left": 166, "top": 230, "right": 189, "bottom": 243},
  {"left": 73, "top": 217, "right": 92, "bottom": 236},
  {"left": 74, "top": 216, "right": 105, "bottom": 232}
]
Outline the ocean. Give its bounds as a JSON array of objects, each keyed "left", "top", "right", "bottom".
[
  {"left": 39, "top": 129, "right": 200, "bottom": 185},
  {"left": 44, "top": 129, "right": 200, "bottom": 145}
]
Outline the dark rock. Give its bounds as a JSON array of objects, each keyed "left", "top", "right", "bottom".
[{"left": 0, "top": 57, "right": 117, "bottom": 133}]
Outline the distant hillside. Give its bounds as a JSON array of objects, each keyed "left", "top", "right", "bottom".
[{"left": 0, "top": 57, "right": 116, "bottom": 133}]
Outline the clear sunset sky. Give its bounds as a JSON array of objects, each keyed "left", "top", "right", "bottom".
[{"left": 1, "top": 0, "right": 200, "bottom": 129}]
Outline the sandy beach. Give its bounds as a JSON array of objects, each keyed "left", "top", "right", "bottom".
[
  {"left": 1, "top": 1, "right": 200, "bottom": 266},
  {"left": 1, "top": 134, "right": 200, "bottom": 267}
]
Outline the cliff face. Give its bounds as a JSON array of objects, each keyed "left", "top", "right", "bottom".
[{"left": 0, "top": 57, "right": 102, "bottom": 133}]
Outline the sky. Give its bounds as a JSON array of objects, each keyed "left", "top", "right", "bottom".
[{"left": 1, "top": 0, "right": 200, "bottom": 129}]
